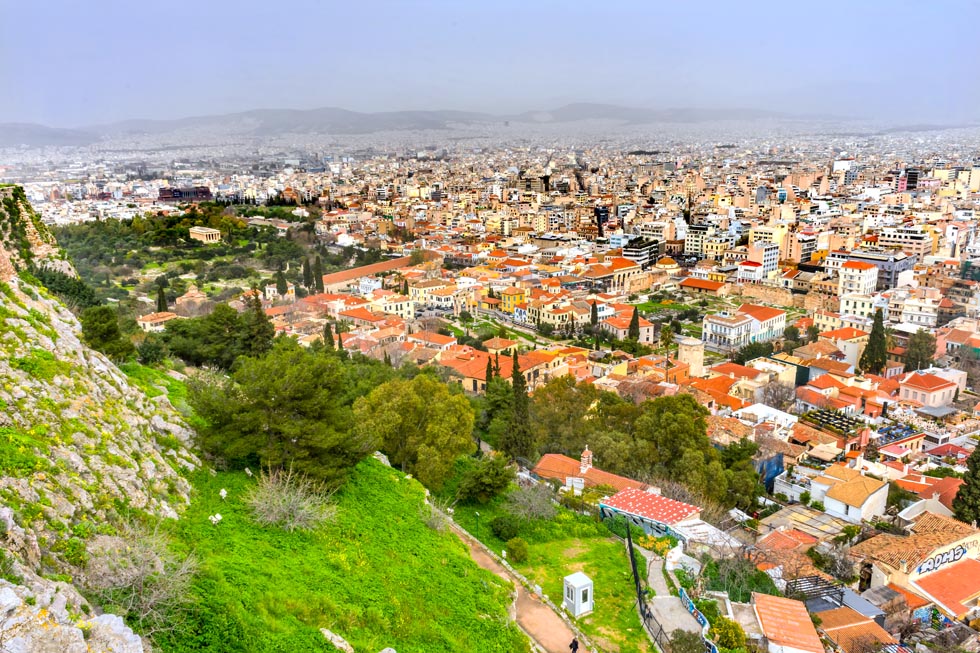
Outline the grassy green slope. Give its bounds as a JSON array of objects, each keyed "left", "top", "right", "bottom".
[{"left": 159, "top": 459, "right": 529, "bottom": 653}]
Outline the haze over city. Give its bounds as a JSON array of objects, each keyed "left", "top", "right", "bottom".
[{"left": 3, "top": 0, "right": 980, "bottom": 128}]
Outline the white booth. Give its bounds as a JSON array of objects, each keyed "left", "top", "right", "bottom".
[{"left": 563, "top": 571, "right": 594, "bottom": 617}]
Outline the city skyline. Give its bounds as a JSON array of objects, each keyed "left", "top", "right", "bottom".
[{"left": 3, "top": 0, "right": 979, "bottom": 127}]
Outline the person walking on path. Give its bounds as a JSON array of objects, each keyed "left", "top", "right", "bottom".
[{"left": 569, "top": 637, "right": 579, "bottom": 652}]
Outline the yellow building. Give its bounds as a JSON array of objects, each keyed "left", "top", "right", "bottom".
[{"left": 500, "top": 286, "right": 527, "bottom": 314}]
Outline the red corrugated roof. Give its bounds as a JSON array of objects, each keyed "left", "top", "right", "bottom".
[{"left": 601, "top": 487, "right": 699, "bottom": 525}]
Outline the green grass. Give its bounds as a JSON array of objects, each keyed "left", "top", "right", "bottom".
[
  {"left": 0, "top": 427, "right": 50, "bottom": 477},
  {"left": 11, "top": 349, "right": 71, "bottom": 382},
  {"left": 158, "top": 460, "right": 528, "bottom": 653},
  {"left": 452, "top": 497, "right": 651, "bottom": 653}
]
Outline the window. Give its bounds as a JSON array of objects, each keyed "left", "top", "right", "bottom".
[
  {"left": 566, "top": 586, "right": 573, "bottom": 601},
  {"left": 582, "top": 588, "right": 589, "bottom": 604}
]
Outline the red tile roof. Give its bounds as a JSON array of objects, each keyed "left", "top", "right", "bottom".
[
  {"left": 679, "top": 278, "right": 725, "bottom": 291},
  {"left": 737, "top": 303, "right": 786, "bottom": 322},
  {"left": 532, "top": 454, "right": 650, "bottom": 492},
  {"left": 601, "top": 487, "right": 699, "bottom": 525},
  {"left": 841, "top": 260, "right": 877, "bottom": 270}
]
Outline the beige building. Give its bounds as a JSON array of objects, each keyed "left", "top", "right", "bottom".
[{"left": 189, "top": 226, "right": 222, "bottom": 243}]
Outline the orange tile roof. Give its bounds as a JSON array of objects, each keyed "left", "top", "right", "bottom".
[
  {"left": 841, "top": 260, "right": 877, "bottom": 270},
  {"left": 886, "top": 583, "right": 931, "bottom": 610},
  {"left": 816, "top": 606, "right": 897, "bottom": 651},
  {"left": 820, "top": 327, "right": 869, "bottom": 340},
  {"left": 532, "top": 454, "right": 650, "bottom": 492},
  {"left": 900, "top": 372, "right": 956, "bottom": 392},
  {"left": 914, "top": 558, "right": 980, "bottom": 617},
  {"left": 737, "top": 303, "right": 786, "bottom": 322},
  {"left": 752, "top": 593, "right": 823, "bottom": 653}
]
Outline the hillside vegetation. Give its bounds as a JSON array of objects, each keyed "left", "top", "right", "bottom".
[{"left": 158, "top": 459, "right": 528, "bottom": 653}]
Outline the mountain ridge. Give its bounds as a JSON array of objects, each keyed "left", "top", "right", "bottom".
[{"left": 0, "top": 102, "right": 842, "bottom": 146}]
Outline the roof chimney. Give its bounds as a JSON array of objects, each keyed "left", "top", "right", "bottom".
[{"left": 580, "top": 445, "right": 593, "bottom": 475}]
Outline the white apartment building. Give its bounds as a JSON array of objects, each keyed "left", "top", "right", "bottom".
[{"left": 838, "top": 260, "right": 879, "bottom": 297}]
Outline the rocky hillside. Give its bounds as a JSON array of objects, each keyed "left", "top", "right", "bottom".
[{"left": 0, "top": 187, "right": 199, "bottom": 650}]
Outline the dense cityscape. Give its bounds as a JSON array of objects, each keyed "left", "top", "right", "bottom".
[{"left": 3, "top": 1, "right": 980, "bottom": 652}]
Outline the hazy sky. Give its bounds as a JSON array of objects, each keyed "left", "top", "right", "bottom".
[{"left": 3, "top": 0, "right": 979, "bottom": 127}]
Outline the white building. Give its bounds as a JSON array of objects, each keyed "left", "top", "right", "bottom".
[{"left": 838, "top": 261, "right": 879, "bottom": 297}]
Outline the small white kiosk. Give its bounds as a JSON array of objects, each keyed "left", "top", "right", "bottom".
[{"left": 563, "top": 571, "right": 594, "bottom": 617}]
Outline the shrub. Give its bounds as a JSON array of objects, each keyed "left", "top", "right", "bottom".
[
  {"left": 491, "top": 514, "right": 520, "bottom": 541},
  {"left": 799, "top": 491, "right": 811, "bottom": 505},
  {"left": 810, "top": 501, "right": 825, "bottom": 511},
  {"left": 244, "top": 468, "right": 337, "bottom": 532},
  {"left": 506, "top": 537, "right": 528, "bottom": 563},
  {"left": 83, "top": 525, "right": 197, "bottom": 640},
  {"left": 710, "top": 616, "right": 746, "bottom": 650}
]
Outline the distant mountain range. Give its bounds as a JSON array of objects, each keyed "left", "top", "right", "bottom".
[{"left": 0, "top": 102, "right": 864, "bottom": 147}]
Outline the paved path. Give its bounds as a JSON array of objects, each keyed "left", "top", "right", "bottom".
[
  {"left": 641, "top": 550, "right": 702, "bottom": 636},
  {"left": 455, "top": 526, "right": 580, "bottom": 653}
]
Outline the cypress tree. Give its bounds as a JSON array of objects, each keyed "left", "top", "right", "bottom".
[
  {"left": 859, "top": 308, "right": 887, "bottom": 375},
  {"left": 953, "top": 446, "right": 980, "bottom": 525},
  {"left": 302, "top": 258, "right": 313, "bottom": 289},
  {"left": 156, "top": 286, "right": 167, "bottom": 313},
  {"left": 628, "top": 307, "right": 640, "bottom": 341},
  {"left": 500, "top": 350, "right": 534, "bottom": 461},
  {"left": 322, "top": 322, "right": 335, "bottom": 350},
  {"left": 275, "top": 270, "right": 288, "bottom": 297},
  {"left": 590, "top": 300, "right": 598, "bottom": 328},
  {"left": 313, "top": 256, "right": 324, "bottom": 293},
  {"left": 383, "top": 351, "right": 392, "bottom": 366},
  {"left": 493, "top": 352, "right": 501, "bottom": 377},
  {"left": 402, "top": 279, "right": 409, "bottom": 295},
  {"left": 337, "top": 330, "right": 346, "bottom": 358},
  {"left": 485, "top": 358, "right": 494, "bottom": 387}
]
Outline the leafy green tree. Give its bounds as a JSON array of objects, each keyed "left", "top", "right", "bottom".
[
  {"left": 189, "top": 339, "right": 368, "bottom": 487},
  {"left": 953, "top": 445, "right": 980, "bottom": 525},
  {"left": 783, "top": 325, "right": 800, "bottom": 342},
  {"left": 81, "top": 306, "right": 135, "bottom": 360},
  {"left": 530, "top": 375, "right": 600, "bottom": 455},
  {"left": 302, "top": 258, "right": 312, "bottom": 289},
  {"left": 860, "top": 309, "right": 887, "bottom": 375},
  {"left": 628, "top": 307, "right": 640, "bottom": 341},
  {"left": 499, "top": 350, "right": 535, "bottom": 462},
  {"left": 905, "top": 329, "right": 936, "bottom": 371},
  {"left": 806, "top": 324, "right": 820, "bottom": 343},
  {"left": 313, "top": 255, "right": 324, "bottom": 292},
  {"left": 669, "top": 631, "right": 705, "bottom": 653},
  {"left": 156, "top": 285, "right": 168, "bottom": 313},
  {"left": 457, "top": 454, "right": 515, "bottom": 504},
  {"left": 409, "top": 249, "right": 425, "bottom": 266},
  {"left": 633, "top": 394, "right": 714, "bottom": 482},
  {"left": 733, "top": 341, "right": 774, "bottom": 364},
  {"left": 137, "top": 333, "right": 168, "bottom": 365},
  {"left": 353, "top": 374, "right": 475, "bottom": 490}
]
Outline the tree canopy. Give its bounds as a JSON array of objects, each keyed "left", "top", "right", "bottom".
[
  {"left": 353, "top": 373, "right": 475, "bottom": 490},
  {"left": 189, "top": 339, "right": 372, "bottom": 488},
  {"left": 953, "top": 445, "right": 980, "bottom": 525},
  {"left": 905, "top": 329, "right": 936, "bottom": 371}
]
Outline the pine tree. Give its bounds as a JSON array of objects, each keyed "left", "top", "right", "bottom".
[
  {"left": 499, "top": 350, "right": 534, "bottom": 461},
  {"left": 240, "top": 293, "right": 275, "bottom": 358},
  {"left": 156, "top": 285, "right": 167, "bottom": 313},
  {"left": 302, "top": 258, "right": 313, "bottom": 289},
  {"left": 322, "top": 322, "right": 335, "bottom": 350},
  {"left": 953, "top": 445, "right": 980, "bottom": 525},
  {"left": 628, "top": 307, "right": 640, "bottom": 341},
  {"left": 313, "top": 256, "right": 324, "bottom": 293},
  {"left": 859, "top": 308, "right": 887, "bottom": 374},
  {"left": 590, "top": 301, "right": 598, "bottom": 328}
]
